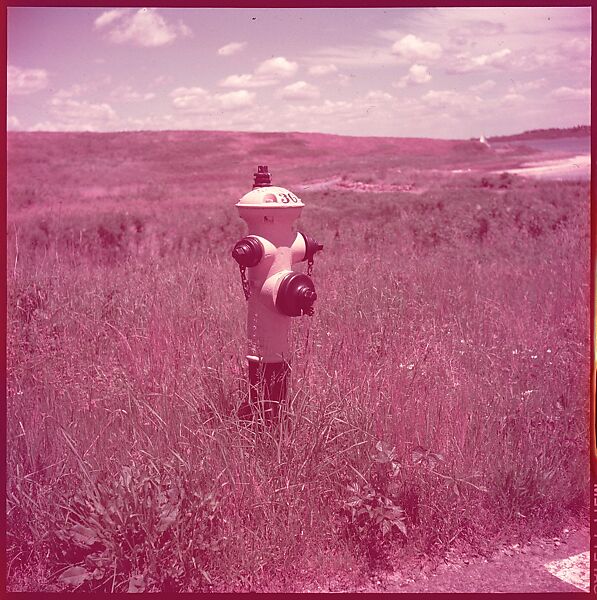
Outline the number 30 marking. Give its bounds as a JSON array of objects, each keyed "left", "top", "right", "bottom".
[{"left": 279, "top": 193, "right": 299, "bottom": 203}]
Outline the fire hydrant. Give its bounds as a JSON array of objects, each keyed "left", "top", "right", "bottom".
[{"left": 232, "top": 166, "right": 323, "bottom": 423}]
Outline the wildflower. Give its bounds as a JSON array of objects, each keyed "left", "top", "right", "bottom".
[{"left": 531, "top": 355, "right": 537, "bottom": 359}]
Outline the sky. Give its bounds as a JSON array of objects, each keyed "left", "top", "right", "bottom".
[{"left": 6, "top": 6, "right": 591, "bottom": 139}]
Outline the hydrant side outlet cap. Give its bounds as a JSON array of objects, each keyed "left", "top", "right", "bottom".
[
  {"left": 236, "top": 186, "right": 305, "bottom": 209},
  {"left": 232, "top": 236, "right": 263, "bottom": 267},
  {"left": 275, "top": 272, "right": 317, "bottom": 317}
]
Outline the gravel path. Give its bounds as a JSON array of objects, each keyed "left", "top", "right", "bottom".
[{"left": 383, "top": 527, "right": 589, "bottom": 593}]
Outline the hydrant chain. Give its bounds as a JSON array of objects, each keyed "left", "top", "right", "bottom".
[
  {"left": 307, "top": 258, "right": 314, "bottom": 277},
  {"left": 239, "top": 264, "right": 251, "bottom": 300}
]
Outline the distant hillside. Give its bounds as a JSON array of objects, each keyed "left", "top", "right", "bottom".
[
  {"left": 6, "top": 129, "right": 504, "bottom": 197},
  {"left": 488, "top": 125, "right": 590, "bottom": 142}
]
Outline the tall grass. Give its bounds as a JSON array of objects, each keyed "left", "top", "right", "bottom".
[{"left": 6, "top": 132, "right": 589, "bottom": 591}]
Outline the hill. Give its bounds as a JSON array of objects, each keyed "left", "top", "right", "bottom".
[
  {"left": 6, "top": 129, "right": 525, "bottom": 210},
  {"left": 488, "top": 125, "right": 590, "bottom": 142}
]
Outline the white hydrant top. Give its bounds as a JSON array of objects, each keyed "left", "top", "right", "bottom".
[
  {"left": 235, "top": 167, "right": 305, "bottom": 244},
  {"left": 236, "top": 185, "right": 305, "bottom": 209}
]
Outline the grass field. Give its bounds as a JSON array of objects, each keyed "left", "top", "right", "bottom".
[{"left": 6, "top": 130, "right": 589, "bottom": 592}]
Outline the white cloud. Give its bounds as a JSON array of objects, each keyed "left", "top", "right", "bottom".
[
  {"left": 285, "top": 99, "right": 356, "bottom": 118},
  {"left": 153, "top": 74, "right": 172, "bottom": 86},
  {"left": 110, "top": 85, "right": 155, "bottom": 102},
  {"left": 418, "top": 89, "right": 530, "bottom": 126},
  {"left": 96, "top": 8, "right": 190, "bottom": 47},
  {"left": 448, "top": 19, "right": 505, "bottom": 46},
  {"left": 408, "top": 64, "right": 432, "bottom": 84},
  {"left": 170, "top": 86, "right": 255, "bottom": 113},
  {"left": 508, "top": 78, "right": 546, "bottom": 94},
  {"left": 420, "top": 90, "right": 484, "bottom": 117},
  {"left": 376, "top": 28, "right": 405, "bottom": 41},
  {"left": 170, "top": 86, "right": 209, "bottom": 110},
  {"left": 28, "top": 122, "right": 62, "bottom": 132},
  {"left": 8, "top": 65, "right": 49, "bottom": 95},
  {"left": 94, "top": 9, "right": 125, "bottom": 29},
  {"left": 448, "top": 48, "right": 512, "bottom": 73},
  {"left": 501, "top": 93, "right": 525, "bottom": 105},
  {"left": 365, "top": 90, "right": 393, "bottom": 102},
  {"left": 35, "top": 96, "right": 118, "bottom": 131},
  {"left": 217, "top": 90, "right": 255, "bottom": 110},
  {"left": 515, "top": 38, "right": 590, "bottom": 73},
  {"left": 549, "top": 86, "right": 590, "bottom": 101},
  {"left": 49, "top": 97, "right": 117, "bottom": 120},
  {"left": 54, "top": 83, "right": 91, "bottom": 99},
  {"left": 218, "top": 41, "right": 246, "bottom": 56},
  {"left": 219, "top": 73, "right": 275, "bottom": 88},
  {"left": 391, "top": 34, "right": 442, "bottom": 61},
  {"left": 559, "top": 37, "right": 590, "bottom": 59},
  {"left": 255, "top": 56, "right": 298, "bottom": 78},
  {"left": 278, "top": 81, "right": 320, "bottom": 101},
  {"left": 421, "top": 89, "right": 463, "bottom": 109},
  {"left": 469, "top": 79, "right": 496, "bottom": 94},
  {"left": 308, "top": 64, "right": 338, "bottom": 76},
  {"left": 337, "top": 74, "right": 353, "bottom": 86},
  {"left": 219, "top": 56, "right": 298, "bottom": 89},
  {"left": 52, "top": 76, "right": 113, "bottom": 100},
  {"left": 122, "top": 114, "right": 175, "bottom": 130},
  {"left": 7, "top": 115, "right": 21, "bottom": 130},
  {"left": 304, "top": 44, "right": 398, "bottom": 68},
  {"left": 396, "top": 63, "right": 431, "bottom": 87}
]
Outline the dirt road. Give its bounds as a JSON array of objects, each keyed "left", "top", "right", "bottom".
[{"left": 382, "top": 527, "right": 589, "bottom": 593}]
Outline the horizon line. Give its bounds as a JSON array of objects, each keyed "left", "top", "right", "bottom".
[{"left": 6, "top": 124, "right": 591, "bottom": 142}]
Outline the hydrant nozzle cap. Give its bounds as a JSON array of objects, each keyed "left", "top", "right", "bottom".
[
  {"left": 253, "top": 165, "right": 272, "bottom": 188},
  {"left": 275, "top": 272, "right": 317, "bottom": 317},
  {"left": 232, "top": 236, "right": 263, "bottom": 267}
]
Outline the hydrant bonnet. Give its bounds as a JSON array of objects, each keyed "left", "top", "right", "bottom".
[
  {"left": 236, "top": 165, "right": 304, "bottom": 211},
  {"left": 236, "top": 186, "right": 305, "bottom": 210}
]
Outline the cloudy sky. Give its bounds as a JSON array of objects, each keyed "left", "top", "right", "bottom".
[{"left": 7, "top": 6, "right": 591, "bottom": 139}]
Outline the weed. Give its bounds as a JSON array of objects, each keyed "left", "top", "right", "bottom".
[
  {"left": 54, "top": 461, "right": 224, "bottom": 592},
  {"left": 342, "top": 441, "right": 406, "bottom": 569}
]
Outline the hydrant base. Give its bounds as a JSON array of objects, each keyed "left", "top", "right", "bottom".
[{"left": 239, "top": 358, "right": 290, "bottom": 423}]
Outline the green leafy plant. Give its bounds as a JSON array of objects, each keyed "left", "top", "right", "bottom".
[
  {"left": 54, "top": 462, "right": 225, "bottom": 592},
  {"left": 345, "top": 481, "right": 407, "bottom": 539},
  {"left": 342, "top": 441, "right": 407, "bottom": 569}
]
